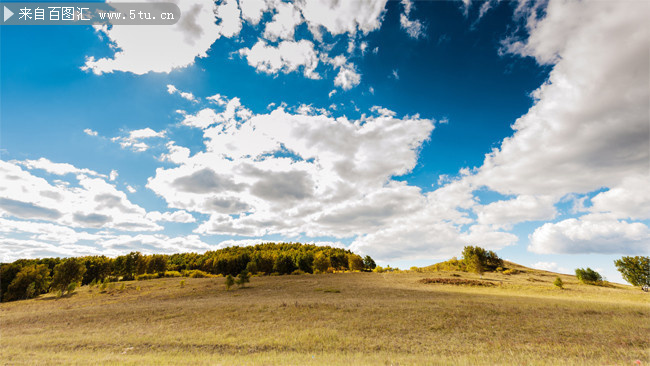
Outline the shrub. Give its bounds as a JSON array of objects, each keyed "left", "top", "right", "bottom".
[
  {"left": 503, "top": 269, "right": 520, "bottom": 275},
  {"left": 553, "top": 277, "right": 564, "bottom": 289},
  {"left": 575, "top": 268, "right": 603, "bottom": 284},
  {"left": 614, "top": 256, "right": 650, "bottom": 287},
  {"left": 163, "top": 271, "right": 182, "bottom": 278},
  {"left": 180, "top": 280, "right": 186, "bottom": 288},
  {"left": 236, "top": 270, "right": 250, "bottom": 288},
  {"left": 183, "top": 269, "right": 211, "bottom": 278},
  {"left": 225, "top": 275, "right": 234, "bottom": 290},
  {"left": 291, "top": 269, "right": 306, "bottom": 275},
  {"left": 136, "top": 273, "right": 159, "bottom": 281}
]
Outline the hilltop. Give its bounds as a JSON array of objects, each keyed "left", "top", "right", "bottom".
[{"left": 1, "top": 261, "right": 648, "bottom": 365}]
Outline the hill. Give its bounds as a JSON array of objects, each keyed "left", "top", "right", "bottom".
[{"left": 1, "top": 263, "right": 648, "bottom": 365}]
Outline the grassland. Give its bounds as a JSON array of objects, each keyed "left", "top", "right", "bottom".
[{"left": 1, "top": 265, "right": 648, "bottom": 365}]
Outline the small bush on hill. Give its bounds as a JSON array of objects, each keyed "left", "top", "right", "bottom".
[
  {"left": 575, "top": 268, "right": 603, "bottom": 284},
  {"left": 136, "top": 273, "right": 159, "bottom": 281},
  {"left": 163, "top": 271, "right": 182, "bottom": 277},
  {"left": 503, "top": 269, "right": 520, "bottom": 275},
  {"left": 225, "top": 275, "right": 234, "bottom": 290},
  {"left": 553, "top": 277, "right": 564, "bottom": 289}
]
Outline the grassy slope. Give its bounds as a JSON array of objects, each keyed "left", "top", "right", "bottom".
[{"left": 1, "top": 267, "right": 648, "bottom": 365}]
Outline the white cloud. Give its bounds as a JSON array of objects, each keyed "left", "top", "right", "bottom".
[
  {"left": 126, "top": 185, "right": 137, "bottom": 193},
  {"left": 589, "top": 175, "right": 650, "bottom": 220},
  {"left": 83, "top": 0, "right": 238, "bottom": 74},
  {"left": 400, "top": 0, "right": 425, "bottom": 39},
  {"left": 328, "top": 89, "right": 337, "bottom": 98},
  {"left": 475, "top": 195, "right": 556, "bottom": 228},
  {"left": 84, "top": 128, "right": 98, "bottom": 136},
  {"left": 239, "top": 39, "right": 321, "bottom": 79},
  {"left": 15, "top": 158, "right": 106, "bottom": 178},
  {"left": 263, "top": 1, "right": 303, "bottom": 41},
  {"left": 0, "top": 160, "right": 161, "bottom": 232},
  {"left": 334, "top": 63, "right": 361, "bottom": 90},
  {"left": 112, "top": 127, "right": 166, "bottom": 152},
  {"left": 167, "top": 84, "right": 197, "bottom": 102},
  {"left": 391, "top": 69, "right": 399, "bottom": 80},
  {"left": 475, "top": 0, "right": 649, "bottom": 197},
  {"left": 297, "top": 0, "right": 388, "bottom": 36},
  {"left": 146, "top": 210, "right": 196, "bottom": 223},
  {"left": 109, "top": 170, "right": 118, "bottom": 181},
  {"left": 528, "top": 215, "right": 650, "bottom": 255},
  {"left": 239, "top": 0, "right": 270, "bottom": 25}
]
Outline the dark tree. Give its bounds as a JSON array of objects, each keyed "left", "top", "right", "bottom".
[
  {"left": 363, "top": 255, "right": 376, "bottom": 271},
  {"left": 575, "top": 268, "right": 603, "bottom": 284},
  {"left": 3, "top": 264, "right": 51, "bottom": 302},
  {"left": 51, "top": 258, "right": 87, "bottom": 294}
]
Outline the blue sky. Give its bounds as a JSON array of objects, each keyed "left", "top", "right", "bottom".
[{"left": 1, "top": 0, "right": 648, "bottom": 284}]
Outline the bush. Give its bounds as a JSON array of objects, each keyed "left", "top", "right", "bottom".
[
  {"left": 236, "top": 270, "right": 250, "bottom": 288},
  {"left": 180, "top": 280, "right": 185, "bottom": 288},
  {"left": 225, "top": 275, "right": 234, "bottom": 290},
  {"left": 183, "top": 269, "right": 211, "bottom": 278},
  {"left": 503, "top": 269, "right": 520, "bottom": 275},
  {"left": 163, "top": 271, "right": 182, "bottom": 277},
  {"left": 313, "top": 252, "right": 331, "bottom": 273},
  {"left": 291, "top": 269, "right": 306, "bottom": 275},
  {"left": 67, "top": 282, "right": 77, "bottom": 294},
  {"left": 553, "top": 277, "right": 564, "bottom": 289},
  {"left": 575, "top": 268, "right": 603, "bottom": 284},
  {"left": 135, "top": 273, "right": 159, "bottom": 281},
  {"left": 614, "top": 256, "right": 650, "bottom": 287}
]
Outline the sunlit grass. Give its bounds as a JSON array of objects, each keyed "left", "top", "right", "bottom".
[{"left": 1, "top": 268, "right": 648, "bottom": 365}]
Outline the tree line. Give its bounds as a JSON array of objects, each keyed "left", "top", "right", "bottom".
[{"left": 0, "top": 243, "right": 376, "bottom": 302}]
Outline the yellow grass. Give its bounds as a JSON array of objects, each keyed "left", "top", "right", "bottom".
[{"left": 1, "top": 268, "right": 648, "bottom": 365}]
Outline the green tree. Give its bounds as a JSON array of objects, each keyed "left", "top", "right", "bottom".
[
  {"left": 274, "top": 254, "right": 297, "bottom": 274},
  {"left": 348, "top": 254, "right": 364, "bottom": 271},
  {"left": 147, "top": 254, "right": 167, "bottom": 275},
  {"left": 236, "top": 270, "right": 250, "bottom": 288},
  {"left": 575, "top": 267, "right": 602, "bottom": 284},
  {"left": 81, "top": 256, "right": 112, "bottom": 285},
  {"left": 3, "top": 264, "right": 51, "bottom": 301},
  {"left": 553, "top": 277, "right": 564, "bottom": 289},
  {"left": 363, "top": 255, "right": 376, "bottom": 271},
  {"left": 225, "top": 274, "right": 235, "bottom": 290},
  {"left": 51, "top": 258, "right": 86, "bottom": 294},
  {"left": 614, "top": 256, "right": 650, "bottom": 287},
  {"left": 462, "top": 246, "right": 487, "bottom": 275},
  {"left": 313, "top": 252, "right": 331, "bottom": 273}
]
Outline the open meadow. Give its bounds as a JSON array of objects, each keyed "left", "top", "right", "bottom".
[{"left": 1, "top": 266, "right": 649, "bottom": 365}]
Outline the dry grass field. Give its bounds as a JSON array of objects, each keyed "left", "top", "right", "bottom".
[{"left": 1, "top": 265, "right": 649, "bottom": 365}]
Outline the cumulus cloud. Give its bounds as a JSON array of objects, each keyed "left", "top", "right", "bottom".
[
  {"left": 0, "top": 160, "right": 161, "bottom": 232},
  {"left": 83, "top": 0, "right": 239, "bottom": 74},
  {"left": 263, "top": 1, "right": 303, "bottom": 41},
  {"left": 475, "top": 0, "right": 649, "bottom": 197},
  {"left": 146, "top": 210, "right": 196, "bottom": 223},
  {"left": 297, "top": 0, "right": 388, "bottom": 36},
  {"left": 239, "top": 39, "right": 321, "bottom": 79},
  {"left": 528, "top": 215, "right": 650, "bottom": 255},
  {"left": 475, "top": 195, "right": 556, "bottom": 228}
]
